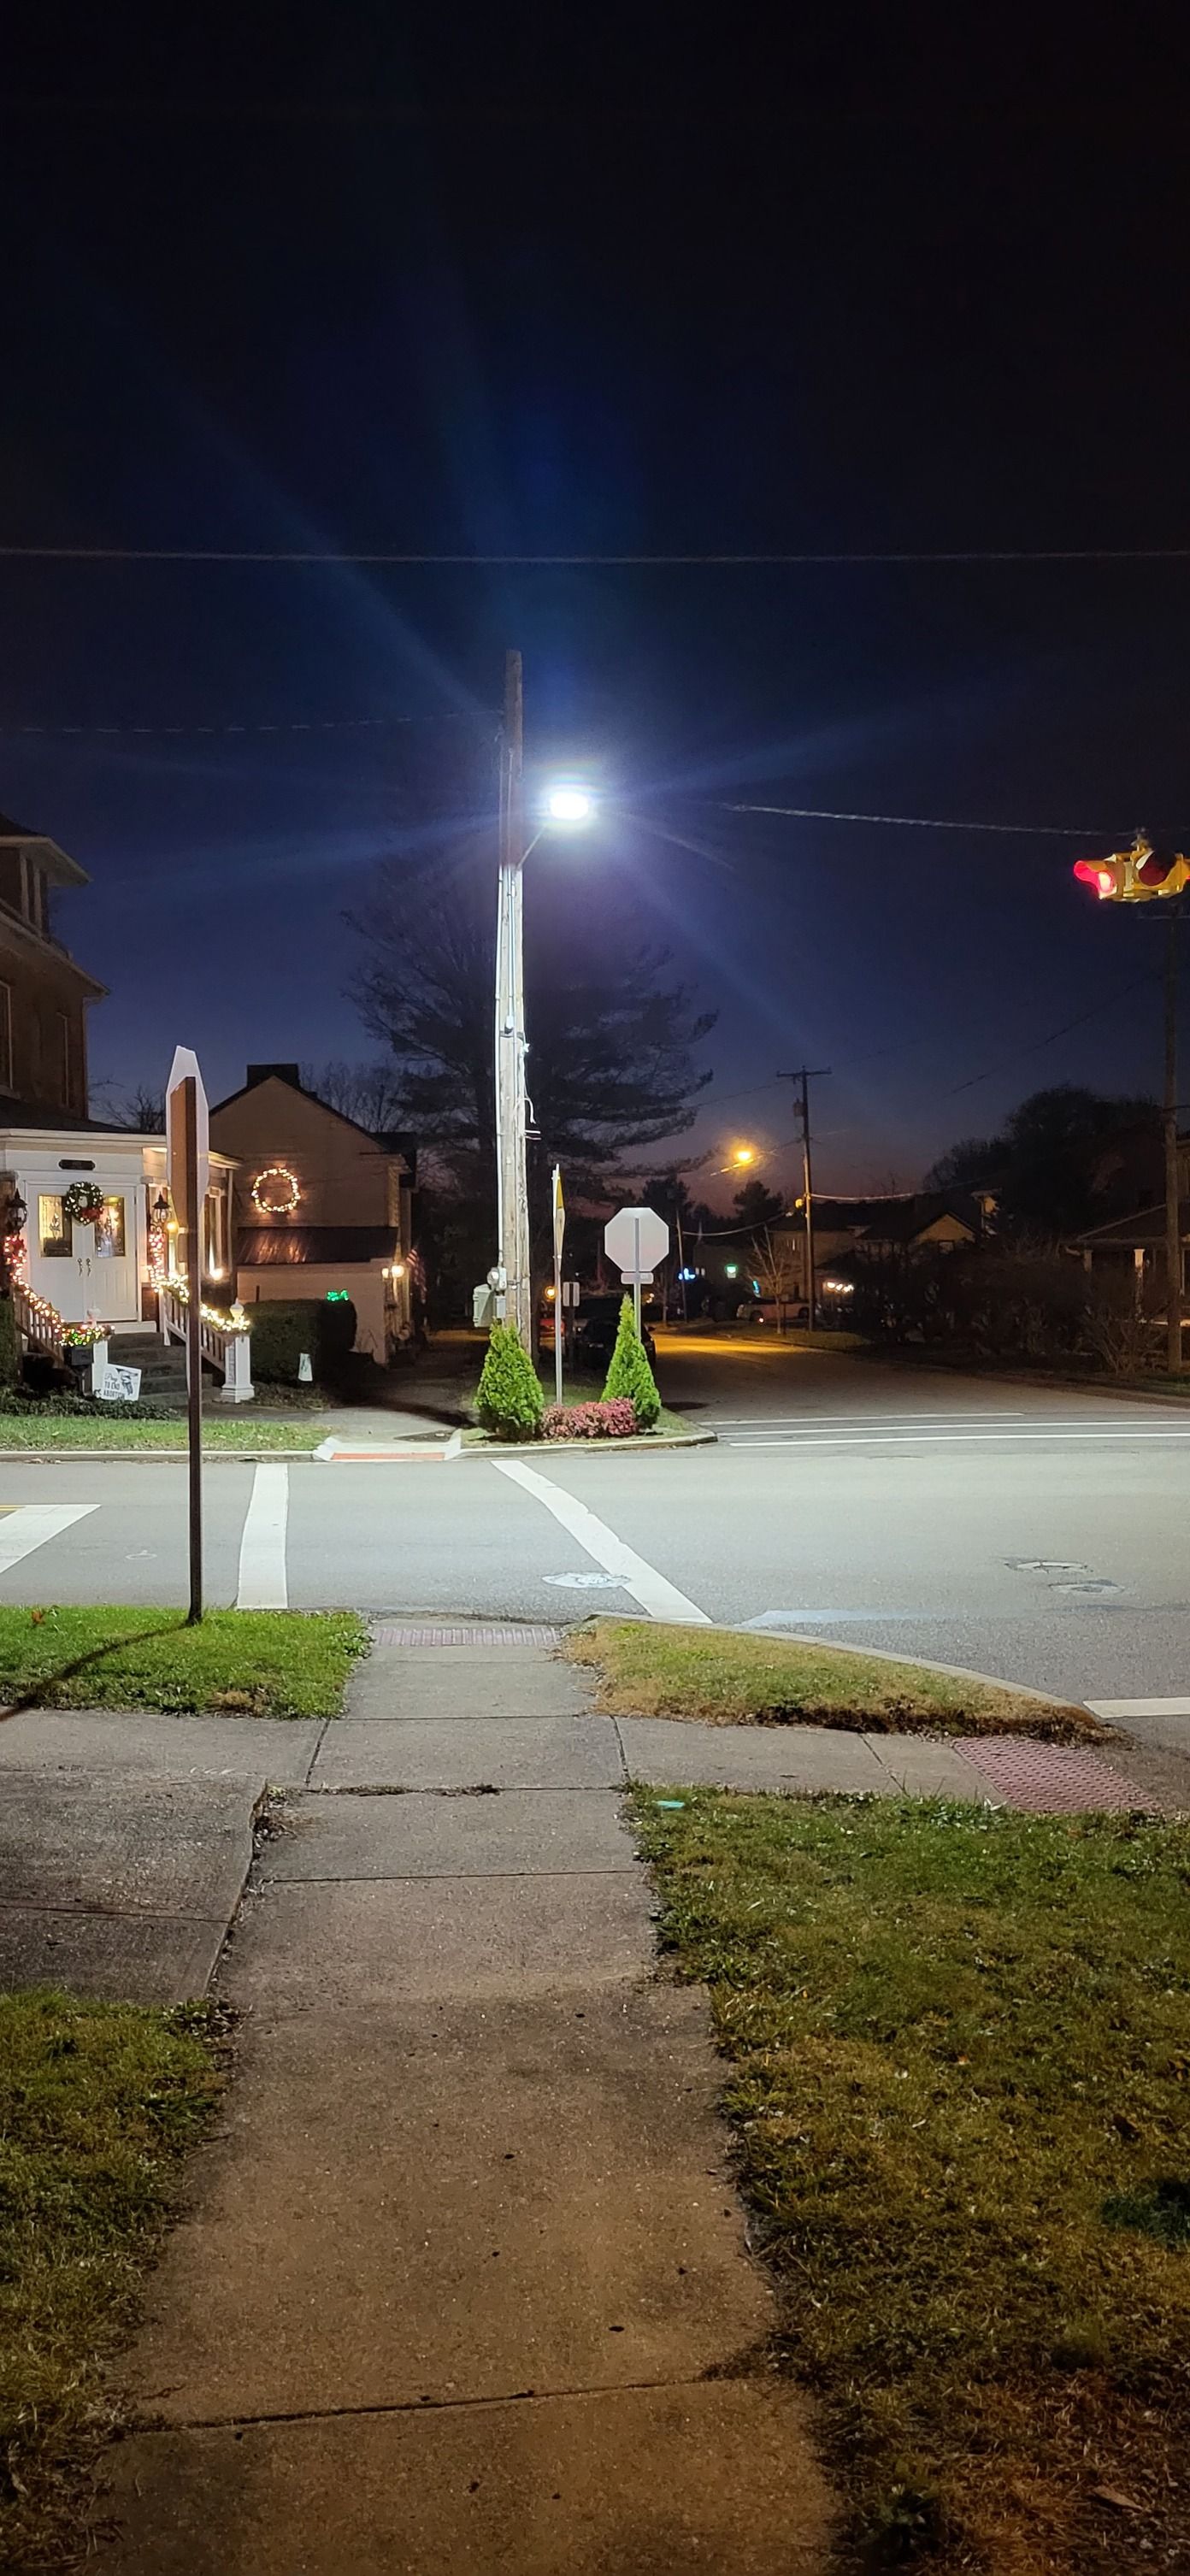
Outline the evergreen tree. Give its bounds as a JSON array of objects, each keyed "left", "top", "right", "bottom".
[
  {"left": 602, "top": 1294, "right": 661, "bottom": 1427},
  {"left": 476, "top": 1322, "right": 545, "bottom": 1439}
]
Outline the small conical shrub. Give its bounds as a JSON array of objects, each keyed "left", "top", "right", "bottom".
[
  {"left": 476, "top": 1321, "right": 545, "bottom": 1439},
  {"left": 601, "top": 1294, "right": 661, "bottom": 1428}
]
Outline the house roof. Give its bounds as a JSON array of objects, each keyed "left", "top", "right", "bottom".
[
  {"left": 0, "top": 812, "right": 89, "bottom": 888},
  {"left": 1075, "top": 1202, "right": 1190, "bottom": 1248},
  {"left": 237, "top": 1225, "right": 400, "bottom": 1266},
  {"left": 211, "top": 1064, "right": 413, "bottom": 1164},
  {"left": 775, "top": 1190, "right": 982, "bottom": 1245}
]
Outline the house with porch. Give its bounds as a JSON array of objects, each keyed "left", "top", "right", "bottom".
[
  {"left": 209, "top": 1064, "right": 417, "bottom": 1361},
  {"left": 0, "top": 805, "right": 243, "bottom": 1385}
]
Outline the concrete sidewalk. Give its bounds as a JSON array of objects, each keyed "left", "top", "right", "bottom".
[{"left": 93, "top": 1644, "right": 834, "bottom": 2573}]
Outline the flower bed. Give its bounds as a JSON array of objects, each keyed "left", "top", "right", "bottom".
[{"left": 542, "top": 1397, "right": 637, "bottom": 1440}]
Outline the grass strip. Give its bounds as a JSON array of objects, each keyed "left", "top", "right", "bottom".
[
  {"left": 568, "top": 1616, "right": 1096, "bottom": 1738},
  {"left": 0, "top": 1416, "right": 323, "bottom": 1452},
  {"left": 0, "top": 1606, "right": 366, "bottom": 1716},
  {"left": 0, "top": 1987, "right": 222, "bottom": 2570},
  {"left": 634, "top": 1789, "right": 1190, "bottom": 2573}
]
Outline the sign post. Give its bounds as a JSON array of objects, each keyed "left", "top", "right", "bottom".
[
  {"left": 551, "top": 1166, "right": 565, "bottom": 1405},
  {"left": 603, "top": 1205, "right": 670, "bottom": 1340},
  {"left": 167, "top": 1047, "right": 209, "bottom": 1624}
]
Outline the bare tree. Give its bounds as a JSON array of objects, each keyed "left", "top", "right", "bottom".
[
  {"left": 751, "top": 1225, "right": 804, "bottom": 1332},
  {"left": 301, "top": 1059, "right": 406, "bottom": 1134}
]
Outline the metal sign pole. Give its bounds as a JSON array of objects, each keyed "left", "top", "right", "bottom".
[
  {"left": 633, "top": 1212, "right": 643, "bottom": 1340},
  {"left": 552, "top": 1164, "right": 564, "bottom": 1406},
  {"left": 183, "top": 1076, "right": 203, "bottom": 1623}
]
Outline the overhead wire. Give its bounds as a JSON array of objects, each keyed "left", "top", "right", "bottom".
[{"left": 3, "top": 543, "right": 1190, "bottom": 565}]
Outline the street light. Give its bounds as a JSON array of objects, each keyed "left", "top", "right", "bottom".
[
  {"left": 544, "top": 784, "right": 595, "bottom": 828},
  {"left": 493, "top": 646, "right": 598, "bottom": 1345}
]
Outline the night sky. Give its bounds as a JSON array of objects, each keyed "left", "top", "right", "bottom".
[{"left": 5, "top": 19, "right": 1190, "bottom": 1201}]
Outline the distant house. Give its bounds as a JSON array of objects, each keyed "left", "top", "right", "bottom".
[
  {"left": 209, "top": 1065, "right": 416, "bottom": 1360},
  {"left": 1073, "top": 1132, "right": 1190, "bottom": 1304},
  {"left": 772, "top": 1190, "right": 989, "bottom": 1300}
]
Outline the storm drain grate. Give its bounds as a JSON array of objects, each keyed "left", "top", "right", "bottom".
[
  {"left": 370, "top": 1623, "right": 564, "bottom": 1648},
  {"left": 956, "top": 1736, "right": 1159, "bottom": 1815}
]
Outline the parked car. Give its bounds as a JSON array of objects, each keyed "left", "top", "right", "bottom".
[{"left": 568, "top": 1294, "right": 657, "bottom": 1371}]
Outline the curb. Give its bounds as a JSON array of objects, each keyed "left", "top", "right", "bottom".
[
  {"left": 574, "top": 1611, "right": 1104, "bottom": 1727},
  {"left": 459, "top": 1429, "right": 718, "bottom": 1457},
  {"left": 0, "top": 1447, "right": 324, "bottom": 1464}
]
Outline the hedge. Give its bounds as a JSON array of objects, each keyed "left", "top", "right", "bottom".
[{"left": 245, "top": 1299, "right": 357, "bottom": 1383}]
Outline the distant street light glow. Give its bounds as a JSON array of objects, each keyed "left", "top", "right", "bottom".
[{"left": 545, "top": 784, "right": 595, "bottom": 828}]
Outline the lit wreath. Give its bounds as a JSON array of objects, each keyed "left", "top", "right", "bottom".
[{"left": 251, "top": 1164, "right": 302, "bottom": 1216}]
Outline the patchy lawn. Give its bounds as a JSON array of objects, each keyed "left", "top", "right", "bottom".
[
  {"left": 0, "top": 1987, "right": 222, "bottom": 2571},
  {"left": 0, "top": 1415, "right": 324, "bottom": 1453},
  {"left": 635, "top": 1789, "right": 1190, "bottom": 2573},
  {"left": 567, "top": 1617, "right": 1098, "bottom": 1739},
  {"left": 0, "top": 1606, "right": 366, "bottom": 1715}
]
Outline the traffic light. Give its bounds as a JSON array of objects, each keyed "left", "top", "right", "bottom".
[
  {"left": 1073, "top": 837, "right": 1190, "bottom": 903},
  {"left": 1073, "top": 858, "right": 1127, "bottom": 900}
]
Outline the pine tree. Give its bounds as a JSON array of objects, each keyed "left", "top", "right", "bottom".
[
  {"left": 601, "top": 1295, "right": 661, "bottom": 1428},
  {"left": 476, "top": 1322, "right": 545, "bottom": 1439}
]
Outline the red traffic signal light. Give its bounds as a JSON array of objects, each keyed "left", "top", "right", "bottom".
[
  {"left": 1074, "top": 841, "right": 1190, "bottom": 903},
  {"left": 1074, "top": 858, "right": 1122, "bottom": 899}
]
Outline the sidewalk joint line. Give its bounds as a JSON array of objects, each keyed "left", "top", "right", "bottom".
[
  {"left": 130, "top": 2371, "right": 719, "bottom": 2435},
  {"left": 262, "top": 1866, "right": 641, "bottom": 1884}
]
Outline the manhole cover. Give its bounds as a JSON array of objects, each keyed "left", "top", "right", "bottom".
[
  {"left": 1052, "top": 1579, "right": 1122, "bottom": 1598},
  {"left": 543, "top": 1571, "right": 625, "bottom": 1591}
]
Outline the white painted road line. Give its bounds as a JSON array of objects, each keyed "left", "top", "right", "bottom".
[
  {"left": 1087, "top": 1697, "right": 1190, "bottom": 1719},
  {"left": 0, "top": 1501, "right": 97, "bottom": 1574},
  {"left": 730, "top": 1429, "right": 1190, "bottom": 1448},
  {"left": 493, "top": 1457, "right": 711, "bottom": 1624},
  {"left": 237, "top": 1464, "right": 290, "bottom": 1608}
]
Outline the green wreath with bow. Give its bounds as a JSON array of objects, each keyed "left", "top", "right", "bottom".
[{"left": 62, "top": 1180, "right": 105, "bottom": 1226}]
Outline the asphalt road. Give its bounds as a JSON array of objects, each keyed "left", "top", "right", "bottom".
[{"left": 2, "top": 1332, "right": 1189, "bottom": 1705}]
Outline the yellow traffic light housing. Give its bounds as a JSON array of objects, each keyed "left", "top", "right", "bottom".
[{"left": 1074, "top": 835, "right": 1190, "bottom": 902}]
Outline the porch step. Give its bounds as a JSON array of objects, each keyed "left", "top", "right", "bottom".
[{"left": 106, "top": 1333, "right": 191, "bottom": 1410}]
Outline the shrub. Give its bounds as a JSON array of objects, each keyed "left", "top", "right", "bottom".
[
  {"left": 542, "top": 1398, "right": 637, "bottom": 1440},
  {"left": 475, "top": 1323, "right": 545, "bottom": 1438},
  {"left": 246, "top": 1299, "right": 356, "bottom": 1383},
  {"left": 602, "top": 1294, "right": 662, "bottom": 1427}
]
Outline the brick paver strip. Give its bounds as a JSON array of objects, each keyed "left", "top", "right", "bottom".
[
  {"left": 370, "top": 1622, "right": 563, "bottom": 1648},
  {"left": 956, "top": 1735, "right": 1160, "bottom": 1813}
]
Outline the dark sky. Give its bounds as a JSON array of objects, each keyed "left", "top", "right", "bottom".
[{"left": 5, "top": 15, "right": 1190, "bottom": 1200}]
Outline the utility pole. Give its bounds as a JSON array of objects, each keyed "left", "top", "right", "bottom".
[
  {"left": 1164, "top": 911, "right": 1182, "bottom": 1375},
  {"left": 493, "top": 649, "right": 533, "bottom": 1346},
  {"left": 780, "top": 1066, "right": 830, "bottom": 1327}
]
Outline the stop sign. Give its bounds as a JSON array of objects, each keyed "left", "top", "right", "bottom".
[{"left": 604, "top": 1205, "right": 670, "bottom": 1281}]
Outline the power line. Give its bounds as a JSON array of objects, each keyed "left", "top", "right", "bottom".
[
  {"left": 0, "top": 710, "right": 490, "bottom": 740},
  {"left": 2, "top": 544, "right": 1190, "bottom": 567},
  {"left": 727, "top": 800, "right": 1112, "bottom": 837},
  {"left": 946, "top": 969, "right": 1162, "bottom": 1096}
]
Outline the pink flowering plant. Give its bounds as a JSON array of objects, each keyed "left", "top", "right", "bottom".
[{"left": 542, "top": 1398, "right": 637, "bottom": 1440}]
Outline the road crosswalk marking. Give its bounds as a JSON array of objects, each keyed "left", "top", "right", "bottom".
[
  {"left": 237, "top": 1464, "right": 290, "bottom": 1609},
  {"left": 0, "top": 1502, "right": 97, "bottom": 1574},
  {"left": 493, "top": 1457, "right": 710, "bottom": 1624}
]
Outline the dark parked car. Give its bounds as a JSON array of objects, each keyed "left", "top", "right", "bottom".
[{"left": 567, "top": 1294, "right": 657, "bottom": 1371}]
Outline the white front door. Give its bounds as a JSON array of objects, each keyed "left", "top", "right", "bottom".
[{"left": 32, "top": 1188, "right": 140, "bottom": 1324}]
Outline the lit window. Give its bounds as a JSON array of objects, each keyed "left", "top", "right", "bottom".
[
  {"left": 38, "top": 1194, "right": 69, "bottom": 1257},
  {"left": 95, "top": 1197, "right": 126, "bottom": 1259}
]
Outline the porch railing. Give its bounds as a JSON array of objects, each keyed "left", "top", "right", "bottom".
[
  {"left": 157, "top": 1282, "right": 254, "bottom": 1402},
  {"left": 13, "top": 1282, "right": 66, "bottom": 1362}
]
